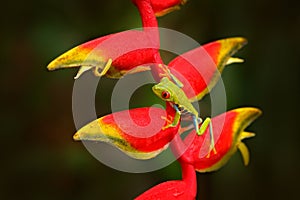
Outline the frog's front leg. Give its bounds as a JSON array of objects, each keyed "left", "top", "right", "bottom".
[
  {"left": 93, "top": 58, "right": 113, "bottom": 77},
  {"left": 162, "top": 104, "right": 181, "bottom": 130},
  {"left": 158, "top": 64, "right": 183, "bottom": 88}
]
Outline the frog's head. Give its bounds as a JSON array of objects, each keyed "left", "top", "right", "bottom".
[{"left": 152, "top": 77, "right": 175, "bottom": 102}]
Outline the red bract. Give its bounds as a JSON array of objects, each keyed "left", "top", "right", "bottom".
[
  {"left": 47, "top": 30, "right": 159, "bottom": 79},
  {"left": 135, "top": 162, "right": 197, "bottom": 199},
  {"left": 182, "top": 108, "right": 262, "bottom": 172},
  {"left": 132, "top": 0, "right": 187, "bottom": 17},
  {"left": 135, "top": 180, "right": 192, "bottom": 200},
  {"left": 74, "top": 105, "right": 179, "bottom": 159},
  {"left": 169, "top": 37, "right": 247, "bottom": 101},
  {"left": 149, "top": 0, "right": 187, "bottom": 17}
]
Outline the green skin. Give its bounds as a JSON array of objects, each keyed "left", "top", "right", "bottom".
[{"left": 152, "top": 77, "right": 211, "bottom": 136}]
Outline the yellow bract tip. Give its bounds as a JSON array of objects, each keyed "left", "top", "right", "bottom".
[
  {"left": 237, "top": 141, "right": 250, "bottom": 166},
  {"left": 226, "top": 57, "right": 244, "bottom": 65}
]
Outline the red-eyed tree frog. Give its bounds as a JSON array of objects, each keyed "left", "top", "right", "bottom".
[{"left": 152, "top": 77, "right": 216, "bottom": 155}]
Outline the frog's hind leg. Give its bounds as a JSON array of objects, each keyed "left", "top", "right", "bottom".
[
  {"left": 206, "top": 121, "right": 217, "bottom": 158},
  {"left": 192, "top": 115, "right": 202, "bottom": 134},
  {"left": 194, "top": 117, "right": 217, "bottom": 158}
]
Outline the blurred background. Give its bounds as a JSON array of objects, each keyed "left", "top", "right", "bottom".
[{"left": 1, "top": 0, "right": 299, "bottom": 199}]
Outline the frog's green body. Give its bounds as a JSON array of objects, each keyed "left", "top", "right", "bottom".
[
  {"left": 152, "top": 77, "right": 216, "bottom": 155},
  {"left": 152, "top": 77, "right": 211, "bottom": 136},
  {"left": 152, "top": 77, "right": 198, "bottom": 116}
]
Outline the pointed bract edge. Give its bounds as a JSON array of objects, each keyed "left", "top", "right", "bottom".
[
  {"left": 197, "top": 37, "right": 248, "bottom": 101},
  {"left": 149, "top": 0, "right": 187, "bottom": 17},
  {"left": 47, "top": 35, "right": 111, "bottom": 79},
  {"left": 216, "top": 37, "right": 248, "bottom": 70}
]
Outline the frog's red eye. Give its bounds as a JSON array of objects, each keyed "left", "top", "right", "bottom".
[{"left": 161, "top": 91, "right": 170, "bottom": 99}]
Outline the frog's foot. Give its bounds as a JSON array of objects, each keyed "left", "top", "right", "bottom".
[
  {"left": 93, "top": 58, "right": 113, "bottom": 77},
  {"left": 206, "top": 143, "right": 217, "bottom": 158},
  {"left": 158, "top": 64, "right": 183, "bottom": 88},
  {"left": 206, "top": 146, "right": 217, "bottom": 158},
  {"left": 160, "top": 115, "right": 176, "bottom": 130},
  {"left": 158, "top": 64, "right": 171, "bottom": 78}
]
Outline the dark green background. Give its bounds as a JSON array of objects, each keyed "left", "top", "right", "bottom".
[{"left": 1, "top": 0, "right": 299, "bottom": 199}]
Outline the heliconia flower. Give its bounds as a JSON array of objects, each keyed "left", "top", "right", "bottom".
[
  {"left": 149, "top": 0, "right": 187, "bottom": 17},
  {"left": 73, "top": 104, "right": 179, "bottom": 159},
  {"left": 181, "top": 107, "right": 262, "bottom": 172},
  {"left": 47, "top": 0, "right": 262, "bottom": 199},
  {"left": 47, "top": 30, "right": 159, "bottom": 79},
  {"left": 168, "top": 37, "right": 247, "bottom": 101}
]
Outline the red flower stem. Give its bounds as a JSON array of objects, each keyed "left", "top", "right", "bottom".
[
  {"left": 133, "top": 2, "right": 197, "bottom": 197},
  {"left": 170, "top": 132, "right": 197, "bottom": 198},
  {"left": 170, "top": 133, "right": 193, "bottom": 164},
  {"left": 133, "top": 1, "right": 198, "bottom": 199},
  {"left": 152, "top": 56, "right": 165, "bottom": 82},
  {"left": 179, "top": 161, "right": 197, "bottom": 199},
  {"left": 132, "top": 0, "right": 158, "bottom": 28},
  {"left": 132, "top": 0, "right": 164, "bottom": 81},
  {"left": 133, "top": 0, "right": 191, "bottom": 165}
]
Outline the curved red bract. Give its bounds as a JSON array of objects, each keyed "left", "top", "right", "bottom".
[
  {"left": 182, "top": 108, "right": 261, "bottom": 172},
  {"left": 47, "top": 30, "right": 159, "bottom": 78},
  {"left": 101, "top": 105, "right": 179, "bottom": 152},
  {"left": 74, "top": 104, "right": 180, "bottom": 159},
  {"left": 169, "top": 37, "right": 247, "bottom": 101},
  {"left": 135, "top": 180, "right": 193, "bottom": 200},
  {"left": 150, "top": 0, "right": 186, "bottom": 16}
]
